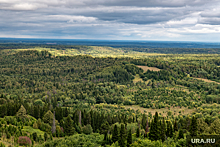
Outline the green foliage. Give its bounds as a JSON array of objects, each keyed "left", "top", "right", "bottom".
[
  {"left": 210, "top": 118, "right": 220, "bottom": 134},
  {"left": 22, "top": 126, "right": 45, "bottom": 137},
  {"left": 149, "top": 112, "right": 160, "bottom": 141},
  {"left": 38, "top": 133, "right": 104, "bottom": 147},
  {"left": 112, "top": 124, "right": 119, "bottom": 143},
  {"left": 127, "top": 129, "right": 132, "bottom": 147},
  {"left": 178, "top": 129, "right": 184, "bottom": 140},
  {"left": 1, "top": 47, "right": 220, "bottom": 147},
  {"left": 16, "top": 105, "right": 28, "bottom": 121},
  {"left": 0, "top": 143, "right": 5, "bottom": 147},
  {"left": 44, "top": 132, "right": 48, "bottom": 141},
  {"left": 136, "top": 127, "right": 140, "bottom": 138},
  {"left": 189, "top": 116, "right": 198, "bottom": 136},
  {"left": 34, "top": 99, "right": 44, "bottom": 107},
  {"left": 33, "top": 132, "right": 38, "bottom": 141},
  {"left": 64, "top": 115, "right": 75, "bottom": 136},
  {"left": 43, "top": 110, "right": 53, "bottom": 125},
  {"left": 197, "top": 118, "right": 209, "bottom": 134},
  {"left": 82, "top": 124, "right": 93, "bottom": 135},
  {"left": 100, "top": 121, "right": 110, "bottom": 134},
  {"left": 119, "top": 123, "right": 126, "bottom": 147},
  {"left": 166, "top": 121, "right": 173, "bottom": 138}
]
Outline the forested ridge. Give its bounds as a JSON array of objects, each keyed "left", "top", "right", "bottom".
[
  {"left": 1, "top": 43, "right": 220, "bottom": 54},
  {"left": 0, "top": 48, "right": 220, "bottom": 147}
]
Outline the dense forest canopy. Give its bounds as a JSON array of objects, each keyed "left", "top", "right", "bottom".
[
  {"left": 1, "top": 43, "right": 220, "bottom": 54},
  {"left": 0, "top": 45, "right": 220, "bottom": 146}
]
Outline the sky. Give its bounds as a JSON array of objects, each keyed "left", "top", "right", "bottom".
[{"left": 0, "top": 0, "right": 220, "bottom": 42}]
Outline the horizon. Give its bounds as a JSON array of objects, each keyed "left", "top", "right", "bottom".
[
  {"left": 0, "top": 37, "right": 220, "bottom": 44},
  {"left": 1, "top": 38, "right": 220, "bottom": 49}
]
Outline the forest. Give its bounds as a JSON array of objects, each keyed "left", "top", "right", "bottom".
[{"left": 0, "top": 45, "right": 220, "bottom": 146}]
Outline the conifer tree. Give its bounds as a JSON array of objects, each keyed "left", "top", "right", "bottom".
[
  {"left": 127, "top": 129, "right": 132, "bottom": 147},
  {"left": 43, "top": 110, "right": 53, "bottom": 125},
  {"left": 104, "top": 132, "right": 107, "bottom": 141},
  {"left": 166, "top": 121, "right": 173, "bottom": 138},
  {"left": 112, "top": 125, "right": 118, "bottom": 143},
  {"left": 119, "top": 123, "right": 126, "bottom": 147},
  {"left": 16, "top": 105, "right": 27, "bottom": 121},
  {"left": 64, "top": 115, "right": 75, "bottom": 136},
  {"left": 174, "top": 119, "right": 178, "bottom": 132},
  {"left": 178, "top": 129, "right": 184, "bottom": 139},
  {"left": 44, "top": 133, "right": 47, "bottom": 141},
  {"left": 136, "top": 127, "right": 140, "bottom": 138},
  {"left": 149, "top": 112, "right": 159, "bottom": 141},
  {"left": 189, "top": 116, "right": 197, "bottom": 137},
  {"left": 100, "top": 121, "right": 110, "bottom": 134},
  {"left": 141, "top": 113, "right": 147, "bottom": 129},
  {"left": 160, "top": 120, "right": 166, "bottom": 142}
]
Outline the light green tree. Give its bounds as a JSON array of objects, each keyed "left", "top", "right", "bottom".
[
  {"left": 43, "top": 110, "right": 53, "bottom": 125},
  {"left": 16, "top": 105, "right": 28, "bottom": 121}
]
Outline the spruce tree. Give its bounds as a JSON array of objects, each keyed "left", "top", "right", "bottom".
[
  {"left": 43, "top": 110, "right": 53, "bottom": 125},
  {"left": 64, "top": 115, "right": 75, "bottom": 136},
  {"left": 44, "top": 133, "right": 47, "bottom": 141},
  {"left": 166, "top": 121, "right": 173, "bottom": 138},
  {"left": 100, "top": 121, "right": 110, "bottom": 134},
  {"left": 189, "top": 116, "right": 197, "bottom": 137},
  {"left": 104, "top": 132, "right": 107, "bottom": 141},
  {"left": 141, "top": 114, "right": 147, "bottom": 129},
  {"left": 161, "top": 117, "right": 166, "bottom": 141},
  {"left": 119, "top": 124, "right": 126, "bottom": 147},
  {"left": 178, "top": 129, "right": 184, "bottom": 139},
  {"left": 127, "top": 129, "right": 132, "bottom": 147},
  {"left": 149, "top": 112, "right": 159, "bottom": 141},
  {"left": 16, "top": 105, "right": 27, "bottom": 121},
  {"left": 112, "top": 125, "right": 118, "bottom": 143},
  {"left": 174, "top": 119, "right": 178, "bottom": 132},
  {"left": 169, "top": 121, "right": 173, "bottom": 138},
  {"left": 136, "top": 127, "right": 140, "bottom": 138}
]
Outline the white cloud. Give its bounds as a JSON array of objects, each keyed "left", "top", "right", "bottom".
[{"left": 0, "top": 0, "right": 220, "bottom": 41}]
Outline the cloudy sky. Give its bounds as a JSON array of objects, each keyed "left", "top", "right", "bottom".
[{"left": 0, "top": 0, "right": 220, "bottom": 42}]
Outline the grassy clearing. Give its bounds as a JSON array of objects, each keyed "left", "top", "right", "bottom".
[
  {"left": 194, "top": 78, "right": 220, "bottom": 84},
  {"left": 125, "top": 105, "right": 196, "bottom": 117},
  {"left": 137, "top": 65, "right": 161, "bottom": 72},
  {"left": 133, "top": 74, "right": 144, "bottom": 83},
  {"left": 22, "top": 126, "right": 45, "bottom": 136}
]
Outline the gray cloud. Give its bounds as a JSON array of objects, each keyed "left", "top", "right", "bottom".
[{"left": 0, "top": 0, "right": 220, "bottom": 41}]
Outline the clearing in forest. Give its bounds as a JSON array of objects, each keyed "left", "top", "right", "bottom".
[
  {"left": 125, "top": 105, "right": 196, "bottom": 117},
  {"left": 137, "top": 65, "right": 161, "bottom": 72},
  {"left": 133, "top": 74, "right": 144, "bottom": 83},
  {"left": 194, "top": 78, "right": 220, "bottom": 84}
]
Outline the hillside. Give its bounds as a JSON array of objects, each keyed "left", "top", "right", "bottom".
[{"left": 0, "top": 48, "right": 220, "bottom": 146}]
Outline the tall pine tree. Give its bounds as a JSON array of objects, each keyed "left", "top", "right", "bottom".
[
  {"left": 160, "top": 120, "right": 166, "bottom": 142},
  {"left": 149, "top": 112, "right": 159, "bottom": 141},
  {"left": 189, "top": 116, "right": 197, "bottom": 137},
  {"left": 136, "top": 127, "right": 140, "bottom": 138},
  {"left": 64, "top": 115, "right": 75, "bottom": 136},
  {"left": 141, "top": 113, "right": 147, "bottom": 129},
  {"left": 112, "top": 125, "right": 118, "bottom": 143},
  {"left": 178, "top": 129, "right": 184, "bottom": 139},
  {"left": 119, "top": 124, "right": 126, "bottom": 147},
  {"left": 174, "top": 119, "right": 178, "bottom": 132},
  {"left": 127, "top": 129, "right": 132, "bottom": 147}
]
